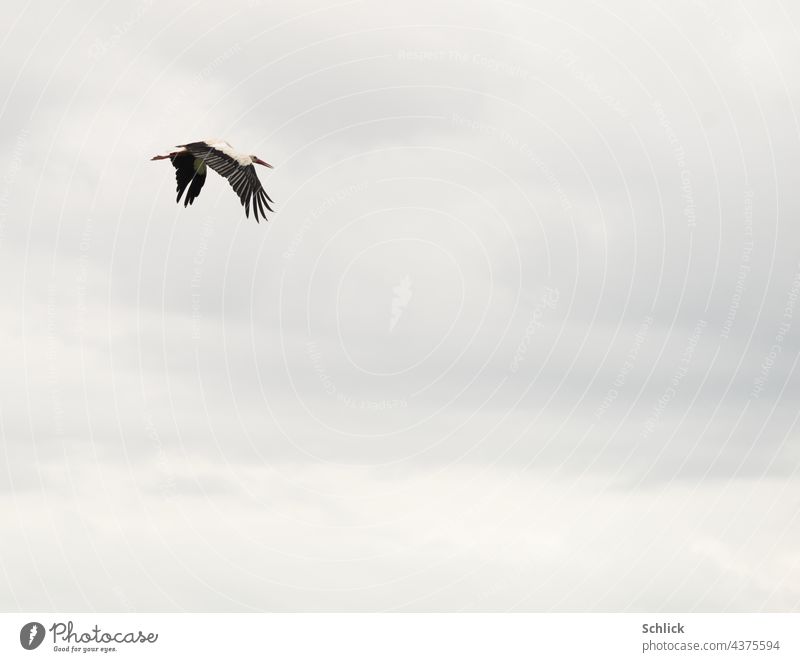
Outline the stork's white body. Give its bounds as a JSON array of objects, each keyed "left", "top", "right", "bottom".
[{"left": 179, "top": 139, "right": 254, "bottom": 166}]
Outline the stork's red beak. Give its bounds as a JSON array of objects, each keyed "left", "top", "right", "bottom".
[{"left": 253, "top": 157, "right": 273, "bottom": 168}]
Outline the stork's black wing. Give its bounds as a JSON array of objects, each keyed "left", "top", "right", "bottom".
[
  {"left": 171, "top": 151, "right": 206, "bottom": 207},
  {"left": 181, "top": 142, "right": 274, "bottom": 222}
]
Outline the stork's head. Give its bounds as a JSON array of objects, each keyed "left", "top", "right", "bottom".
[{"left": 252, "top": 156, "right": 273, "bottom": 168}]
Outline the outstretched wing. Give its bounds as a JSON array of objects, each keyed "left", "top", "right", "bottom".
[
  {"left": 181, "top": 142, "right": 274, "bottom": 222},
  {"left": 171, "top": 151, "right": 206, "bottom": 207}
]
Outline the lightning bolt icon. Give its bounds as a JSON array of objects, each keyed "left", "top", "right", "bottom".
[{"left": 28, "top": 624, "right": 37, "bottom": 645}]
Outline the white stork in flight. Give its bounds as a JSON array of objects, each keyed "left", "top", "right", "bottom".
[{"left": 151, "top": 140, "right": 274, "bottom": 222}]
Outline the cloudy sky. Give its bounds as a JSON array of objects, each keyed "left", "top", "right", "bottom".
[{"left": 1, "top": 0, "right": 799, "bottom": 611}]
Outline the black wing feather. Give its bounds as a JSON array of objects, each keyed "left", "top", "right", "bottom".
[
  {"left": 170, "top": 151, "right": 206, "bottom": 207},
  {"left": 181, "top": 142, "right": 273, "bottom": 222},
  {"left": 185, "top": 168, "right": 206, "bottom": 206}
]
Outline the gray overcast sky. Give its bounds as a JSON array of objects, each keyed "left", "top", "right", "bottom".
[{"left": 1, "top": 0, "right": 799, "bottom": 611}]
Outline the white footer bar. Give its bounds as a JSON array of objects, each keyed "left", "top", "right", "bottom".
[{"left": 1, "top": 613, "right": 796, "bottom": 661}]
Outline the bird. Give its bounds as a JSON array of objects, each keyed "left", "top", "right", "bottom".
[{"left": 151, "top": 139, "right": 274, "bottom": 222}]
